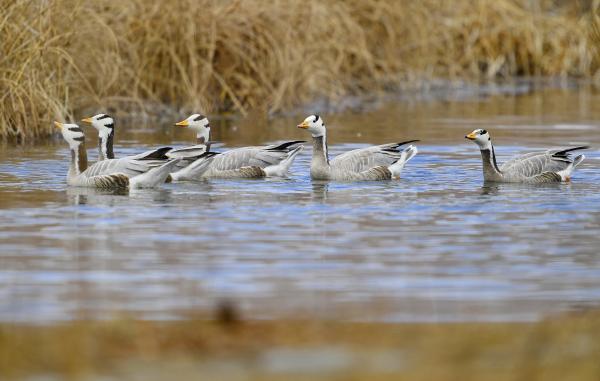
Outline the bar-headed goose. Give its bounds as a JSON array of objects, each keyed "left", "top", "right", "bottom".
[
  {"left": 465, "top": 128, "right": 588, "bottom": 183},
  {"left": 296, "top": 115, "right": 418, "bottom": 181},
  {"left": 81, "top": 113, "right": 210, "bottom": 162},
  {"left": 54, "top": 121, "right": 186, "bottom": 188},
  {"left": 172, "top": 114, "right": 304, "bottom": 179}
]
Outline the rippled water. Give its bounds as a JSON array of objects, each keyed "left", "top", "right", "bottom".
[{"left": 1, "top": 86, "right": 600, "bottom": 322}]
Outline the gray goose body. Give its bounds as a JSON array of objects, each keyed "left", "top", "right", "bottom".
[
  {"left": 466, "top": 129, "right": 588, "bottom": 183},
  {"left": 298, "top": 115, "right": 418, "bottom": 181},
  {"left": 55, "top": 122, "right": 179, "bottom": 189},
  {"left": 172, "top": 114, "right": 304, "bottom": 180},
  {"left": 202, "top": 142, "right": 304, "bottom": 178}
]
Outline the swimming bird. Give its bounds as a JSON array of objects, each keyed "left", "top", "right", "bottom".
[
  {"left": 296, "top": 115, "right": 418, "bottom": 181},
  {"left": 54, "top": 121, "right": 187, "bottom": 188},
  {"left": 81, "top": 113, "right": 217, "bottom": 181},
  {"left": 465, "top": 129, "right": 588, "bottom": 183},
  {"left": 172, "top": 114, "right": 305, "bottom": 180},
  {"left": 81, "top": 113, "right": 209, "bottom": 162}
]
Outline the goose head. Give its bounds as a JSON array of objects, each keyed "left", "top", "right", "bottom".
[
  {"left": 297, "top": 115, "right": 325, "bottom": 137},
  {"left": 54, "top": 121, "right": 85, "bottom": 148},
  {"left": 465, "top": 129, "right": 492, "bottom": 150},
  {"left": 81, "top": 114, "right": 114, "bottom": 140},
  {"left": 175, "top": 114, "right": 210, "bottom": 131},
  {"left": 175, "top": 114, "right": 211, "bottom": 143}
]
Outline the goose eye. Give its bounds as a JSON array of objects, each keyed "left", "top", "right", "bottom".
[
  {"left": 480, "top": 129, "right": 487, "bottom": 135},
  {"left": 313, "top": 115, "right": 320, "bottom": 123}
]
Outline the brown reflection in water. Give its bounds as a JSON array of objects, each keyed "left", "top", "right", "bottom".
[{"left": 25, "top": 85, "right": 598, "bottom": 150}]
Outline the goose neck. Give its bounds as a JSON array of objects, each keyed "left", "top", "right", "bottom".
[
  {"left": 480, "top": 143, "right": 502, "bottom": 180},
  {"left": 312, "top": 134, "right": 330, "bottom": 168},
  {"left": 196, "top": 127, "right": 210, "bottom": 145},
  {"left": 98, "top": 130, "right": 114, "bottom": 160},
  {"left": 70, "top": 143, "right": 88, "bottom": 178}
]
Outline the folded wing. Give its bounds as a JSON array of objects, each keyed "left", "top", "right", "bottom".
[
  {"left": 330, "top": 140, "right": 419, "bottom": 172},
  {"left": 500, "top": 146, "right": 588, "bottom": 178}
]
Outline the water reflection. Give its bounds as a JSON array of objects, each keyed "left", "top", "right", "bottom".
[
  {"left": 311, "top": 182, "right": 329, "bottom": 202},
  {"left": 67, "top": 187, "right": 129, "bottom": 205},
  {"left": 480, "top": 181, "right": 565, "bottom": 196}
]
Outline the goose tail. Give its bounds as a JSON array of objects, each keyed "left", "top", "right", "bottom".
[
  {"left": 264, "top": 145, "right": 304, "bottom": 177},
  {"left": 572, "top": 154, "right": 585, "bottom": 168},
  {"left": 557, "top": 154, "right": 585, "bottom": 182},
  {"left": 169, "top": 153, "right": 217, "bottom": 182},
  {"left": 388, "top": 145, "right": 418, "bottom": 179},
  {"left": 129, "top": 159, "right": 182, "bottom": 188}
]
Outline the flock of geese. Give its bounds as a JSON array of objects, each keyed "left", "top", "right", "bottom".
[{"left": 53, "top": 113, "right": 588, "bottom": 189}]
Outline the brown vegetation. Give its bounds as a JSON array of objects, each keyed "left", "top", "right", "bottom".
[{"left": 1, "top": 0, "right": 599, "bottom": 141}]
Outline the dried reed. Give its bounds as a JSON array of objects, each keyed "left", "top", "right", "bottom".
[{"left": 1, "top": 0, "right": 598, "bottom": 141}]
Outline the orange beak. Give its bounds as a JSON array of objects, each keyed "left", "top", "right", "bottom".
[
  {"left": 297, "top": 121, "right": 309, "bottom": 129},
  {"left": 175, "top": 119, "right": 189, "bottom": 127}
]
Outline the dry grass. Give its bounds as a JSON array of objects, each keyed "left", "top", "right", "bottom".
[
  {"left": 1, "top": 310, "right": 600, "bottom": 380},
  {"left": 1, "top": 0, "right": 599, "bottom": 141}
]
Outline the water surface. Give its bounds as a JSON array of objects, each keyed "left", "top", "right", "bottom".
[{"left": 1, "top": 86, "right": 600, "bottom": 323}]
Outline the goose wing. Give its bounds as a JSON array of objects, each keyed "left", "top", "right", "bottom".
[
  {"left": 165, "top": 144, "right": 208, "bottom": 159},
  {"left": 330, "top": 140, "right": 418, "bottom": 172},
  {"left": 128, "top": 147, "right": 172, "bottom": 160},
  {"left": 499, "top": 146, "right": 588, "bottom": 177},
  {"left": 83, "top": 158, "right": 165, "bottom": 178},
  {"left": 210, "top": 141, "right": 305, "bottom": 170},
  {"left": 165, "top": 144, "right": 212, "bottom": 171}
]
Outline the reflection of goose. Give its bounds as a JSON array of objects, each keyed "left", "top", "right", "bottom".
[
  {"left": 54, "top": 122, "right": 182, "bottom": 188},
  {"left": 311, "top": 182, "right": 329, "bottom": 202},
  {"left": 66, "top": 185, "right": 174, "bottom": 207},
  {"left": 297, "top": 115, "right": 418, "bottom": 181},
  {"left": 173, "top": 114, "right": 305, "bottom": 179},
  {"left": 465, "top": 129, "right": 588, "bottom": 183},
  {"left": 81, "top": 114, "right": 212, "bottom": 179}
]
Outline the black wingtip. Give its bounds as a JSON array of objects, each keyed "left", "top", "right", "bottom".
[
  {"left": 200, "top": 151, "right": 220, "bottom": 158},
  {"left": 554, "top": 146, "right": 590, "bottom": 157},
  {"left": 395, "top": 139, "right": 420, "bottom": 146},
  {"left": 267, "top": 140, "right": 306, "bottom": 151},
  {"left": 139, "top": 146, "right": 173, "bottom": 160}
]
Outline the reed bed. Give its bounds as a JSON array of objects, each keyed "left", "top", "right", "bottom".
[{"left": 1, "top": 0, "right": 599, "bottom": 142}]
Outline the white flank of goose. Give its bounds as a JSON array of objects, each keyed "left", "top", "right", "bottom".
[
  {"left": 465, "top": 129, "right": 588, "bottom": 183},
  {"left": 54, "top": 121, "right": 182, "bottom": 189},
  {"left": 171, "top": 113, "right": 305, "bottom": 180},
  {"left": 296, "top": 115, "right": 418, "bottom": 181},
  {"left": 81, "top": 113, "right": 213, "bottom": 181}
]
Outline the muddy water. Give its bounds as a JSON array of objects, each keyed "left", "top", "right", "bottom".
[{"left": 1, "top": 86, "right": 600, "bottom": 323}]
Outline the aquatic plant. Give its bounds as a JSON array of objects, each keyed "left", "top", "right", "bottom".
[{"left": 1, "top": 0, "right": 599, "bottom": 141}]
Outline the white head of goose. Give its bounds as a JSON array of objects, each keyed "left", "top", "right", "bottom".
[
  {"left": 171, "top": 113, "right": 305, "bottom": 180},
  {"left": 55, "top": 121, "right": 89, "bottom": 178},
  {"left": 81, "top": 113, "right": 115, "bottom": 160},
  {"left": 54, "top": 121, "right": 181, "bottom": 189},
  {"left": 174, "top": 113, "right": 211, "bottom": 145},
  {"left": 465, "top": 128, "right": 588, "bottom": 183},
  {"left": 297, "top": 115, "right": 418, "bottom": 181}
]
